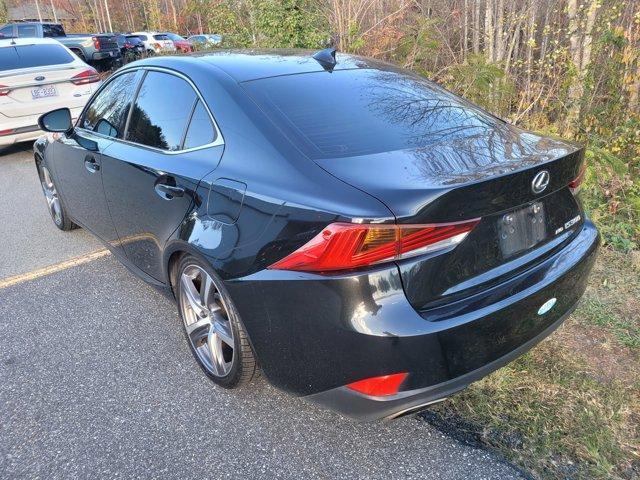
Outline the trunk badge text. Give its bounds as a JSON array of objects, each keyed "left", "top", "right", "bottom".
[
  {"left": 537, "top": 298, "right": 557, "bottom": 316},
  {"left": 35, "top": 76, "right": 46, "bottom": 81},
  {"left": 554, "top": 214, "right": 581, "bottom": 235},
  {"left": 532, "top": 170, "right": 550, "bottom": 194}
]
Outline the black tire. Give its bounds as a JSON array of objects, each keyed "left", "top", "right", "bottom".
[
  {"left": 35, "top": 158, "right": 77, "bottom": 231},
  {"left": 175, "top": 254, "right": 259, "bottom": 388}
]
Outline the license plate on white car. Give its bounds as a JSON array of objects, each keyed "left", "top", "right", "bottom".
[{"left": 31, "top": 85, "right": 58, "bottom": 99}]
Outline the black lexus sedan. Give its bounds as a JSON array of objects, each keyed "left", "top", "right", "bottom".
[{"left": 34, "top": 49, "right": 598, "bottom": 420}]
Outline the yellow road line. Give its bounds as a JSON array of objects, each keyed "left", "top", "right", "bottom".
[{"left": 0, "top": 249, "right": 111, "bottom": 290}]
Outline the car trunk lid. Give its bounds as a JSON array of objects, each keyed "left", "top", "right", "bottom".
[
  {"left": 314, "top": 125, "right": 586, "bottom": 309},
  {"left": 0, "top": 65, "right": 92, "bottom": 118}
]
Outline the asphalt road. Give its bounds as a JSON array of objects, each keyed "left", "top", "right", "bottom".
[{"left": 0, "top": 144, "right": 525, "bottom": 479}]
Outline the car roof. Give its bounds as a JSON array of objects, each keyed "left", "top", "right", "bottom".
[
  {"left": 0, "top": 37, "right": 62, "bottom": 47},
  {"left": 192, "top": 49, "right": 391, "bottom": 82}
]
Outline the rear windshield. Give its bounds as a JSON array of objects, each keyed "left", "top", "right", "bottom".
[
  {"left": 0, "top": 43, "right": 74, "bottom": 71},
  {"left": 244, "top": 69, "right": 499, "bottom": 159},
  {"left": 153, "top": 34, "right": 169, "bottom": 40},
  {"left": 42, "top": 24, "right": 65, "bottom": 37},
  {"left": 126, "top": 36, "right": 142, "bottom": 44}
]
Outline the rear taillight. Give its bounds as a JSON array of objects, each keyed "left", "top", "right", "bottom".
[
  {"left": 153, "top": 42, "right": 162, "bottom": 49},
  {"left": 569, "top": 161, "right": 587, "bottom": 195},
  {"left": 71, "top": 69, "right": 100, "bottom": 85},
  {"left": 268, "top": 219, "right": 479, "bottom": 272},
  {"left": 0, "top": 128, "right": 15, "bottom": 136},
  {"left": 0, "top": 84, "right": 10, "bottom": 96},
  {"left": 347, "top": 373, "right": 408, "bottom": 396},
  {"left": 92, "top": 36, "right": 101, "bottom": 50}
]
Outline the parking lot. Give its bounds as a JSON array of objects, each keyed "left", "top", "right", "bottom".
[{"left": 0, "top": 143, "right": 524, "bottom": 479}]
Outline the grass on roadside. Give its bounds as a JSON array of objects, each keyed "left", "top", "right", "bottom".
[{"left": 421, "top": 249, "right": 640, "bottom": 479}]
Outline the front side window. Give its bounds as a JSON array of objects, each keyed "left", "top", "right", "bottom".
[
  {"left": 82, "top": 70, "right": 143, "bottom": 138},
  {"left": 183, "top": 100, "right": 215, "bottom": 149},
  {"left": 17, "top": 24, "right": 37, "bottom": 37},
  {"left": 0, "top": 25, "right": 13, "bottom": 37},
  {"left": 126, "top": 71, "right": 196, "bottom": 151}
]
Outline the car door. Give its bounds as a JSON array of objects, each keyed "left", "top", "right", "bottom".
[
  {"left": 101, "top": 68, "right": 223, "bottom": 281},
  {"left": 53, "top": 69, "right": 143, "bottom": 250}
]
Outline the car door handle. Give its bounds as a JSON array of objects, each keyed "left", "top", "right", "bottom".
[
  {"left": 84, "top": 155, "right": 100, "bottom": 173},
  {"left": 155, "top": 183, "right": 185, "bottom": 199}
]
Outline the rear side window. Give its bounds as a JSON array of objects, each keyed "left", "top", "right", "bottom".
[
  {"left": 0, "top": 44, "right": 74, "bottom": 72},
  {"left": 42, "top": 24, "right": 65, "bottom": 37},
  {"left": 183, "top": 100, "right": 215, "bottom": 149},
  {"left": 126, "top": 71, "right": 196, "bottom": 151},
  {"left": 82, "top": 70, "right": 143, "bottom": 138},
  {"left": 16, "top": 24, "right": 38, "bottom": 37}
]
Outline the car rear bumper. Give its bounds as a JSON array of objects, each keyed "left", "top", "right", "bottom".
[
  {"left": 0, "top": 125, "right": 42, "bottom": 146},
  {"left": 92, "top": 50, "right": 121, "bottom": 61},
  {"left": 225, "top": 220, "right": 599, "bottom": 420},
  {"left": 307, "top": 300, "right": 577, "bottom": 420}
]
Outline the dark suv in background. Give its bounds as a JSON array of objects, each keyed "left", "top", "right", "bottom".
[{"left": 116, "top": 34, "right": 145, "bottom": 61}]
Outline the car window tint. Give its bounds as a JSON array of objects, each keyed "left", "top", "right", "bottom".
[
  {"left": 153, "top": 34, "right": 168, "bottom": 40},
  {"left": 183, "top": 100, "right": 215, "bottom": 149},
  {"left": 0, "top": 25, "right": 13, "bottom": 37},
  {"left": 82, "top": 70, "right": 143, "bottom": 138},
  {"left": 245, "top": 69, "right": 500, "bottom": 159},
  {"left": 0, "top": 44, "right": 74, "bottom": 71},
  {"left": 43, "top": 24, "right": 64, "bottom": 37},
  {"left": 138, "top": 35, "right": 148, "bottom": 41},
  {"left": 17, "top": 24, "right": 37, "bottom": 37},
  {"left": 126, "top": 71, "right": 196, "bottom": 151}
]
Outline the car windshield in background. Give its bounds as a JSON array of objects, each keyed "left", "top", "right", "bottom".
[
  {"left": 42, "top": 24, "right": 65, "bottom": 37},
  {"left": 0, "top": 43, "right": 74, "bottom": 71},
  {"left": 153, "top": 34, "right": 169, "bottom": 40},
  {"left": 244, "top": 69, "right": 500, "bottom": 159},
  {"left": 165, "top": 33, "right": 185, "bottom": 41},
  {"left": 126, "top": 36, "right": 143, "bottom": 44}
]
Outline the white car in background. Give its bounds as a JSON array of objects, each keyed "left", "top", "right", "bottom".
[
  {"left": 0, "top": 37, "right": 101, "bottom": 147},
  {"left": 131, "top": 32, "right": 176, "bottom": 54}
]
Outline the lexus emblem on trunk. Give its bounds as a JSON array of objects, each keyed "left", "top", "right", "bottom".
[
  {"left": 35, "top": 76, "right": 45, "bottom": 81},
  {"left": 532, "top": 170, "right": 550, "bottom": 194}
]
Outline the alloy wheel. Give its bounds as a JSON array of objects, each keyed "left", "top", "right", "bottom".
[
  {"left": 179, "top": 264, "right": 235, "bottom": 377},
  {"left": 40, "top": 165, "right": 63, "bottom": 226}
]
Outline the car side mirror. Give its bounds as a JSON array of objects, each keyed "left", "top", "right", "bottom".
[{"left": 38, "top": 108, "right": 73, "bottom": 133}]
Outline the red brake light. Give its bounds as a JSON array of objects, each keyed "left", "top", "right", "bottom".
[
  {"left": 92, "top": 36, "right": 101, "bottom": 50},
  {"left": 0, "top": 84, "right": 10, "bottom": 96},
  {"left": 71, "top": 69, "right": 100, "bottom": 85},
  {"left": 569, "top": 161, "right": 587, "bottom": 194},
  {"left": 268, "top": 219, "right": 480, "bottom": 272},
  {"left": 154, "top": 42, "right": 162, "bottom": 49},
  {"left": 0, "top": 128, "right": 15, "bottom": 136},
  {"left": 347, "top": 373, "right": 408, "bottom": 396}
]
